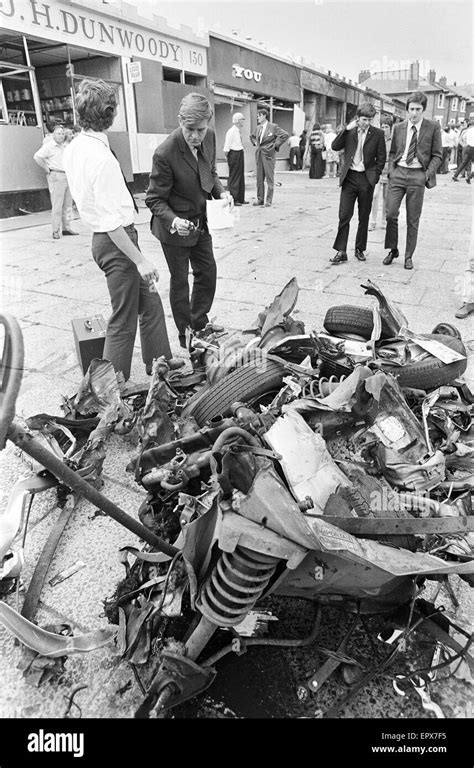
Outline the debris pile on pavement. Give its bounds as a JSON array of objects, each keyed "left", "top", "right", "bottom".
[{"left": 1, "top": 278, "right": 473, "bottom": 717}]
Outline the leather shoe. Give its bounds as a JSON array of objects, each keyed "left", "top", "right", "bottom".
[
  {"left": 452, "top": 176, "right": 459, "bottom": 182},
  {"left": 383, "top": 248, "right": 399, "bottom": 265},
  {"left": 234, "top": 202, "right": 242, "bottom": 206},
  {"left": 329, "top": 251, "right": 348, "bottom": 265},
  {"left": 404, "top": 257, "right": 413, "bottom": 270},
  {"left": 253, "top": 201, "right": 264, "bottom": 206},
  {"left": 455, "top": 303, "right": 474, "bottom": 319},
  {"left": 62, "top": 229, "right": 79, "bottom": 235},
  {"left": 241, "top": 201, "right": 249, "bottom": 204},
  {"left": 354, "top": 248, "right": 366, "bottom": 262},
  {"left": 264, "top": 202, "right": 272, "bottom": 207},
  {"left": 52, "top": 232, "right": 60, "bottom": 239}
]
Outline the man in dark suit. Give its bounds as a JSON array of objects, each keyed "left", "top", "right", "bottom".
[
  {"left": 250, "top": 105, "right": 289, "bottom": 207},
  {"left": 383, "top": 92, "right": 442, "bottom": 270},
  {"left": 330, "top": 103, "right": 386, "bottom": 264},
  {"left": 146, "top": 93, "right": 232, "bottom": 348}
]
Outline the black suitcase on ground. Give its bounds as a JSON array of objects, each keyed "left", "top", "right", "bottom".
[{"left": 71, "top": 314, "right": 107, "bottom": 374}]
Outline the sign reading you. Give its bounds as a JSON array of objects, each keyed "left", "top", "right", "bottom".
[{"left": 0, "top": 0, "right": 207, "bottom": 75}]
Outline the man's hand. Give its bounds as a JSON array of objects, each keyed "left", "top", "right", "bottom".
[
  {"left": 346, "top": 119, "right": 358, "bottom": 131},
  {"left": 137, "top": 257, "right": 160, "bottom": 285},
  {"left": 220, "top": 191, "right": 234, "bottom": 209},
  {"left": 173, "top": 217, "right": 192, "bottom": 237}
]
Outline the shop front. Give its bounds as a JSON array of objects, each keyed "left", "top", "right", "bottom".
[
  {"left": 0, "top": 0, "right": 209, "bottom": 216},
  {"left": 208, "top": 34, "right": 303, "bottom": 175}
]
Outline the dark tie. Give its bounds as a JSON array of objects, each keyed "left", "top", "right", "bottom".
[
  {"left": 110, "top": 148, "right": 138, "bottom": 213},
  {"left": 406, "top": 125, "right": 417, "bottom": 166},
  {"left": 196, "top": 146, "right": 214, "bottom": 194}
]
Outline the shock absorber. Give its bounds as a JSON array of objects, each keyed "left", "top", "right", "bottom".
[
  {"left": 316, "top": 374, "right": 347, "bottom": 397},
  {"left": 197, "top": 546, "right": 280, "bottom": 627}
]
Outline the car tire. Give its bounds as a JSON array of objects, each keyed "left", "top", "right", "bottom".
[
  {"left": 324, "top": 305, "right": 393, "bottom": 340},
  {"left": 181, "top": 356, "right": 287, "bottom": 427},
  {"left": 319, "top": 333, "right": 467, "bottom": 391}
]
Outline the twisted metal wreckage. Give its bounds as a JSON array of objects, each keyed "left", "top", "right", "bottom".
[{"left": 1, "top": 278, "right": 473, "bottom": 717}]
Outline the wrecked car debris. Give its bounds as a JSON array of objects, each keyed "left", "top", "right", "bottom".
[{"left": 0, "top": 277, "right": 473, "bottom": 717}]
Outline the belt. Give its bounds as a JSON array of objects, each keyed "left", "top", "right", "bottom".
[{"left": 49, "top": 169, "right": 65, "bottom": 173}]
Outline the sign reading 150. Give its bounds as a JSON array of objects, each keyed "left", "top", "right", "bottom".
[{"left": 189, "top": 50, "right": 204, "bottom": 66}]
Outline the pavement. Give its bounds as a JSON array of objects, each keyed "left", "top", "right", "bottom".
[{"left": 0, "top": 169, "right": 473, "bottom": 720}]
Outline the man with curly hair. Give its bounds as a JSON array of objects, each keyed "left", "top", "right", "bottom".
[{"left": 64, "top": 79, "right": 181, "bottom": 382}]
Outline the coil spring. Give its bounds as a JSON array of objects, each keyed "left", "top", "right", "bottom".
[
  {"left": 303, "top": 374, "right": 347, "bottom": 398},
  {"left": 198, "top": 546, "right": 279, "bottom": 627}
]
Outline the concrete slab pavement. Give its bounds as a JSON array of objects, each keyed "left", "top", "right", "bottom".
[{"left": 0, "top": 170, "right": 472, "bottom": 719}]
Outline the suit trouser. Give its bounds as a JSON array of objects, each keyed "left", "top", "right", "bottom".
[
  {"left": 161, "top": 233, "right": 217, "bottom": 336},
  {"left": 370, "top": 178, "right": 388, "bottom": 224},
  {"left": 333, "top": 169, "right": 374, "bottom": 252},
  {"left": 92, "top": 225, "right": 171, "bottom": 381},
  {"left": 256, "top": 151, "right": 275, "bottom": 204},
  {"left": 289, "top": 147, "right": 300, "bottom": 169},
  {"left": 47, "top": 171, "right": 72, "bottom": 235},
  {"left": 227, "top": 149, "right": 245, "bottom": 202},
  {"left": 461, "top": 258, "right": 474, "bottom": 304},
  {"left": 453, "top": 145, "right": 474, "bottom": 179},
  {"left": 384, "top": 166, "right": 426, "bottom": 260}
]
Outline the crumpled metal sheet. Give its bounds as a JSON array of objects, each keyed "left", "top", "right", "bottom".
[
  {"left": 0, "top": 602, "right": 117, "bottom": 657},
  {"left": 136, "top": 363, "right": 174, "bottom": 447}
]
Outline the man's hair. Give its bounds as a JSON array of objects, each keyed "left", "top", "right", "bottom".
[
  {"left": 75, "top": 79, "right": 117, "bottom": 131},
  {"left": 380, "top": 115, "right": 393, "bottom": 127},
  {"left": 257, "top": 105, "right": 270, "bottom": 119},
  {"left": 406, "top": 91, "right": 428, "bottom": 110},
  {"left": 232, "top": 112, "right": 244, "bottom": 124},
  {"left": 357, "top": 103, "right": 376, "bottom": 118},
  {"left": 312, "top": 123, "right": 321, "bottom": 130},
  {"left": 179, "top": 93, "right": 213, "bottom": 126}
]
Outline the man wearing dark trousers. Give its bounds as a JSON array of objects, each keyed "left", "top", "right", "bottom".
[
  {"left": 383, "top": 92, "right": 442, "bottom": 270},
  {"left": 146, "top": 93, "right": 233, "bottom": 348},
  {"left": 250, "top": 105, "right": 289, "bottom": 207},
  {"left": 63, "top": 78, "right": 179, "bottom": 383},
  {"left": 223, "top": 112, "right": 248, "bottom": 205},
  {"left": 330, "top": 103, "right": 386, "bottom": 265}
]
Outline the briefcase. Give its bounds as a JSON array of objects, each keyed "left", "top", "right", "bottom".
[{"left": 71, "top": 314, "right": 107, "bottom": 374}]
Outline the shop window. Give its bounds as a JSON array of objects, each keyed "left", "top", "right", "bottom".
[
  {"left": 163, "top": 67, "right": 182, "bottom": 84},
  {"left": 184, "top": 73, "right": 206, "bottom": 87},
  {"left": 1, "top": 72, "right": 38, "bottom": 126}
]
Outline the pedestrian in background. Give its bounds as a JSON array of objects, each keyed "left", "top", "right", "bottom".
[
  {"left": 64, "top": 78, "right": 179, "bottom": 383},
  {"left": 298, "top": 129, "right": 307, "bottom": 169},
  {"left": 288, "top": 131, "right": 301, "bottom": 170},
  {"left": 324, "top": 124, "right": 338, "bottom": 178},
  {"left": 455, "top": 257, "right": 474, "bottom": 319},
  {"left": 452, "top": 115, "right": 474, "bottom": 184},
  {"left": 308, "top": 123, "right": 325, "bottom": 179},
  {"left": 439, "top": 127, "right": 452, "bottom": 174},
  {"left": 369, "top": 116, "right": 393, "bottom": 230},
  {"left": 330, "top": 103, "right": 386, "bottom": 265},
  {"left": 383, "top": 92, "right": 442, "bottom": 270},
  {"left": 223, "top": 112, "right": 248, "bottom": 206},
  {"left": 146, "top": 92, "right": 232, "bottom": 348},
  {"left": 250, "top": 105, "right": 289, "bottom": 207},
  {"left": 33, "top": 124, "right": 77, "bottom": 239}
]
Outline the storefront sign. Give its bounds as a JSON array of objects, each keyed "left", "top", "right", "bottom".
[
  {"left": 0, "top": 0, "right": 207, "bottom": 74},
  {"left": 126, "top": 61, "right": 142, "bottom": 84},
  {"left": 232, "top": 64, "right": 262, "bottom": 83}
]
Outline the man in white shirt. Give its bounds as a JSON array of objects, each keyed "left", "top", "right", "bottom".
[
  {"left": 33, "top": 125, "right": 77, "bottom": 239},
  {"left": 223, "top": 112, "right": 248, "bottom": 205},
  {"left": 452, "top": 115, "right": 474, "bottom": 183},
  {"left": 64, "top": 78, "right": 179, "bottom": 382}
]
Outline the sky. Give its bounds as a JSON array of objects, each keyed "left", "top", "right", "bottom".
[{"left": 128, "top": 0, "right": 473, "bottom": 86}]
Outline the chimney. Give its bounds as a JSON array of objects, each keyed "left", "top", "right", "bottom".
[
  {"left": 438, "top": 76, "right": 447, "bottom": 87},
  {"left": 358, "top": 69, "right": 371, "bottom": 83},
  {"left": 408, "top": 60, "right": 420, "bottom": 90},
  {"left": 428, "top": 69, "right": 436, "bottom": 84}
]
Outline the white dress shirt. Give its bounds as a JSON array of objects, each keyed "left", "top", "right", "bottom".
[
  {"left": 223, "top": 124, "right": 243, "bottom": 152},
  {"left": 398, "top": 119, "right": 423, "bottom": 168},
  {"left": 33, "top": 140, "right": 67, "bottom": 172},
  {"left": 350, "top": 128, "right": 368, "bottom": 171},
  {"left": 63, "top": 130, "right": 134, "bottom": 232},
  {"left": 259, "top": 120, "right": 268, "bottom": 142}
]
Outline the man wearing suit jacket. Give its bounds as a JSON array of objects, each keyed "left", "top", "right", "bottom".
[
  {"left": 383, "top": 92, "right": 442, "bottom": 270},
  {"left": 146, "top": 93, "right": 232, "bottom": 348},
  {"left": 330, "top": 103, "right": 386, "bottom": 264},
  {"left": 250, "top": 105, "right": 289, "bottom": 207}
]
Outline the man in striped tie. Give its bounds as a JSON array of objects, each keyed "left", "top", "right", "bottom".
[{"left": 383, "top": 92, "right": 442, "bottom": 270}]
